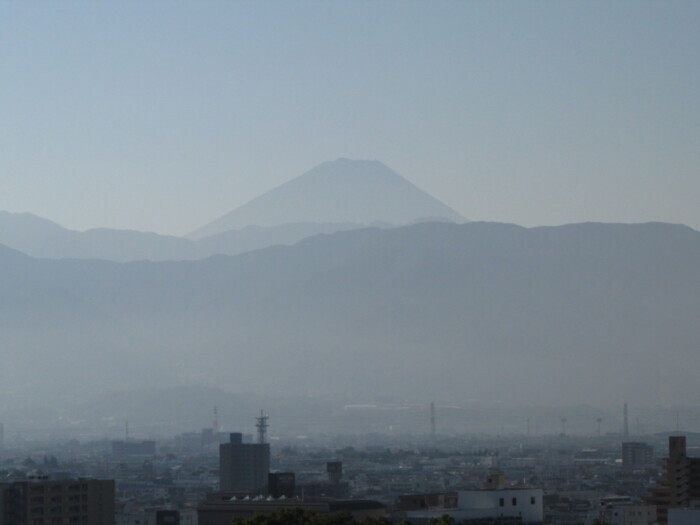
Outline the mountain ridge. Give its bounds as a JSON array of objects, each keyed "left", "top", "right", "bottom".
[
  {"left": 1, "top": 221, "right": 698, "bottom": 408},
  {"left": 0, "top": 159, "right": 463, "bottom": 260},
  {"left": 0, "top": 210, "right": 378, "bottom": 262},
  {"left": 186, "top": 158, "right": 465, "bottom": 239}
]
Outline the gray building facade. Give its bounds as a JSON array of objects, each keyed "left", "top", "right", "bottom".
[{"left": 219, "top": 433, "right": 270, "bottom": 494}]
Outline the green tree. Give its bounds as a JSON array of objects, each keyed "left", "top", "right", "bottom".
[{"left": 428, "top": 515, "right": 455, "bottom": 525}]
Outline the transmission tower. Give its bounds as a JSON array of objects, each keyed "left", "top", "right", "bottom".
[{"left": 256, "top": 410, "right": 269, "bottom": 444}]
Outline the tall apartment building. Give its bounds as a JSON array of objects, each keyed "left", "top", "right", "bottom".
[
  {"left": 622, "top": 441, "right": 654, "bottom": 470},
  {"left": 0, "top": 478, "right": 114, "bottom": 525},
  {"left": 647, "top": 436, "right": 700, "bottom": 524},
  {"left": 219, "top": 433, "right": 270, "bottom": 494}
]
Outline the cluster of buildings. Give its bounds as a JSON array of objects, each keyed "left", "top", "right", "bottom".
[
  {"left": 7, "top": 409, "right": 700, "bottom": 525},
  {"left": 206, "top": 421, "right": 547, "bottom": 524},
  {"left": 201, "top": 413, "right": 387, "bottom": 524},
  {"left": 207, "top": 428, "right": 700, "bottom": 525}
]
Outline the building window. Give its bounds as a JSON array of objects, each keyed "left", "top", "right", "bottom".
[
  {"left": 512, "top": 497, "right": 517, "bottom": 506},
  {"left": 499, "top": 498, "right": 504, "bottom": 507},
  {"left": 531, "top": 496, "right": 536, "bottom": 504}
]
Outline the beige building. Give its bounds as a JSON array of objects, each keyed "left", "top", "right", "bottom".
[{"left": 600, "top": 504, "right": 658, "bottom": 525}]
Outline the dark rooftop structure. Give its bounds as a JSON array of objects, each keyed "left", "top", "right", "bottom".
[{"left": 197, "top": 494, "right": 386, "bottom": 525}]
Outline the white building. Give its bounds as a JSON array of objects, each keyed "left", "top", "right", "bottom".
[{"left": 405, "top": 488, "right": 543, "bottom": 523}]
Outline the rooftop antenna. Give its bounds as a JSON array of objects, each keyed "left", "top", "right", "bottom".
[
  {"left": 430, "top": 402, "right": 436, "bottom": 442},
  {"left": 213, "top": 406, "right": 220, "bottom": 436},
  {"left": 676, "top": 411, "right": 680, "bottom": 432},
  {"left": 256, "top": 410, "right": 269, "bottom": 444},
  {"left": 561, "top": 417, "right": 567, "bottom": 436},
  {"left": 623, "top": 403, "right": 629, "bottom": 439}
]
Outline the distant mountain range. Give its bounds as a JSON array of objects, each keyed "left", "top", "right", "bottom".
[
  {"left": 0, "top": 159, "right": 463, "bottom": 261},
  {"left": 0, "top": 211, "right": 373, "bottom": 262},
  {"left": 2, "top": 221, "right": 698, "bottom": 410},
  {"left": 186, "top": 158, "right": 465, "bottom": 239}
]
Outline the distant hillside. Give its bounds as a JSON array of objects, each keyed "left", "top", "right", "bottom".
[
  {"left": 187, "top": 158, "right": 465, "bottom": 239},
  {"left": 0, "top": 211, "right": 371, "bottom": 262},
  {"left": 1, "top": 221, "right": 698, "bottom": 410}
]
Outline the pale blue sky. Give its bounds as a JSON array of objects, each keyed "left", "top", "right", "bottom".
[{"left": 1, "top": 1, "right": 698, "bottom": 235}]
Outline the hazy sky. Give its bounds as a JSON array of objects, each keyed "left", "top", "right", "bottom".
[{"left": 1, "top": 1, "right": 698, "bottom": 235}]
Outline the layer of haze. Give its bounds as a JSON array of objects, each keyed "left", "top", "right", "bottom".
[{"left": 1, "top": 1, "right": 699, "bottom": 235}]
